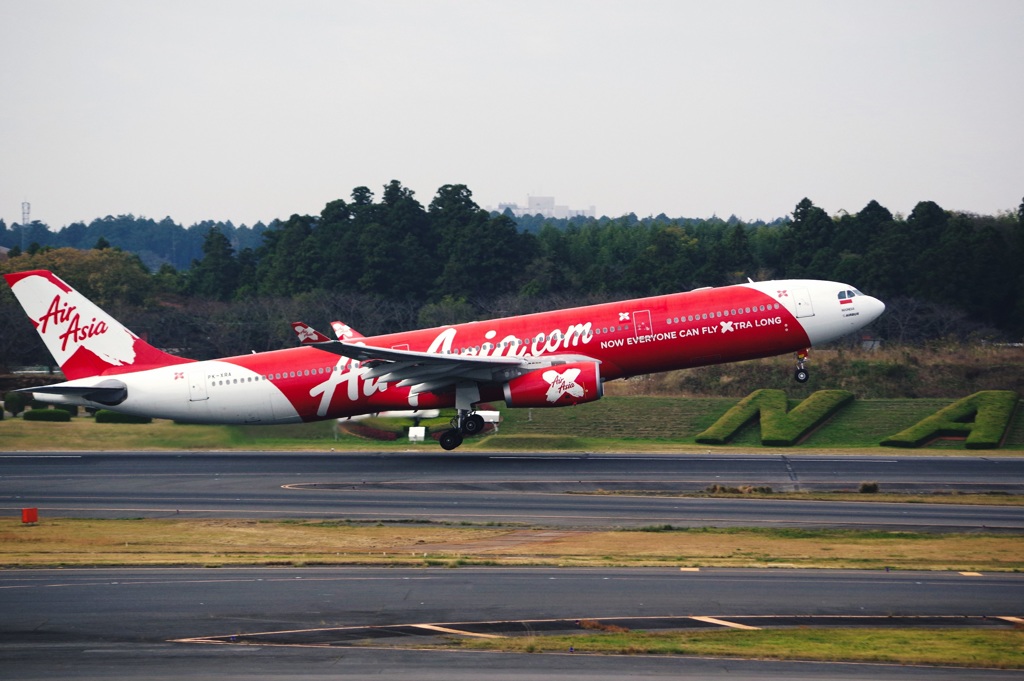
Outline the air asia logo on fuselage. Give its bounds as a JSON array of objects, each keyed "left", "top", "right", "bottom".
[
  {"left": 543, "top": 368, "right": 585, "bottom": 402},
  {"left": 38, "top": 295, "right": 109, "bottom": 352},
  {"left": 424, "top": 323, "right": 594, "bottom": 358}
]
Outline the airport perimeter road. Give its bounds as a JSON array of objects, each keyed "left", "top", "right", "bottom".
[
  {"left": 1, "top": 452, "right": 1023, "bottom": 531},
  {"left": 1, "top": 567, "right": 1022, "bottom": 680}
]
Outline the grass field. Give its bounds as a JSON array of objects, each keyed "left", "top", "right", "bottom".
[
  {"left": 1, "top": 394, "right": 1022, "bottom": 451},
  {"left": 437, "top": 628, "right": 1024, "bottom": 669},
  {"left": 3, "top": 519, "right": 1022, "bottom": 571}
]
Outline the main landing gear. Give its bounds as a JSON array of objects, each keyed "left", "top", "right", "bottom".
[
  {"left": 794, "top": 348, "right": 810, "bottom": 383},
  {"left": 439, "top": 409, "right": 485, "bottom": 451}
]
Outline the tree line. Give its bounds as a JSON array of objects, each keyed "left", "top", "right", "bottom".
[{"left": 1, "top": 181, "right": 1022, "bottom": 371}]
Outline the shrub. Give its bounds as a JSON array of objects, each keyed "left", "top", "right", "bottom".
[
  {"left": 695, "top": 389, "right": 854, "bottom": 446},
  {"left": 54, "top": 404, "right": 79, "bottom": 417},
  {"left": 23, "top": 408, "right": 72, "bottom": 422},
  {"left": 29, "top": 398, "right": 49, "bottom": 410},
  {"left": 858, "top": 481, "right": 880, "bottom": 494},
  {"left": 881, "top": 391, "right": 1019, "bottom": 449},
  {"left": 94, "top": 410, "right": 152, "bottom": 424},
  {"left": 3, "top": 391, "right": 28, "bottom": 416}
]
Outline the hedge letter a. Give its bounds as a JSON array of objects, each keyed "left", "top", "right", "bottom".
[{"left": 881, "top": 391, "right": 1018, "bottom": 449}]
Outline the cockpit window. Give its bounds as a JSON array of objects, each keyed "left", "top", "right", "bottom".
[{"left": 838, "top": 290, "right": 859, "bottom": 299}]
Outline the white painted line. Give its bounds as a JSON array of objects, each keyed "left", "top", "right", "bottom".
[
  {"left": 679, "top": 567, "right": 700, "bottom": 572},
  {"left": 959, "top": 572, "right": 983, "bottom": 576},
  {"left": 411, "top": 624, "right": 504, "bottom": 638},
  {"left": 691, "top": 616, "right": 760, "bottom": 630},
  {"left": 997, "top": 616, "right": 1024, "bottom": 625}
]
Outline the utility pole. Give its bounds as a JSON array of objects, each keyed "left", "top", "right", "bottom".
[{"left": 21, "top": 201, "right": 30, "bottom": 251}]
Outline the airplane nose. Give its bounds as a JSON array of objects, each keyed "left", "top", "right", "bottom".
[{"left": 866, "top": 296, "right": 885, "bottom": 322}]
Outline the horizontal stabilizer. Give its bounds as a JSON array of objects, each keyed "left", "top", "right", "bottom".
[{"left": 20, "top": 378, "right": 128, "bottom": 406}]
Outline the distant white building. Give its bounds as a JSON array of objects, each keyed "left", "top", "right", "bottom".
[{"left": 494, "top": 195, "right": 596, "bottom": 219}]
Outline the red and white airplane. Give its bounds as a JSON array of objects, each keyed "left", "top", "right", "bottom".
[{"left": 5, "top": 269, "right": 884, "bottom": 450}]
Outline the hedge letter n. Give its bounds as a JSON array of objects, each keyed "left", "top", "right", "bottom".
[{"left": 695, "top": 389, "right": 854, "bottom": 447}]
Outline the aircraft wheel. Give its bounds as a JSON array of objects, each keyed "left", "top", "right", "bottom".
[
  {"left": 439, "top": 429, "right": 464, "bottom": 451},
  {"left": 462, "top": 413, "right": 485, "bottom": 435},
  {"left": 795, "top": 368, "right": 809, "bottom": 383}
]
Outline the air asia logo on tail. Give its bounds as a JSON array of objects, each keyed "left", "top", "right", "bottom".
[
  {"left": 39, "top": 295, "right": 110, "bottom": 352},
  {"left": 4, "top": 270, "right": 140, "bottom": 374}
]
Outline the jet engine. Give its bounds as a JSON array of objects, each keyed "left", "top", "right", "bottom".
[{"left": 502, "top": 361, "right": 603, "bottom": 408}]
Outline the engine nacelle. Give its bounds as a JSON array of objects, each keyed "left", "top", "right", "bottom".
[{"left": 502, "top": 361, "right": 603, "bottom": 409}]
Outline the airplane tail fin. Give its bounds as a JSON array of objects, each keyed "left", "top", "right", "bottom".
[
  {"left": 290, "top": 321, "right": 334, "bottom": 344},
  {"left": 331, "top": 321, "right": 365, "bottom": 341},
  {"left": 4, "top": 270, "right": 192, "bottom": 380}
]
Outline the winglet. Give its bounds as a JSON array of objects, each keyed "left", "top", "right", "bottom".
[
  {"left": 290, "top": 322, "right": 334, "bottom": 344},
  {"left": 330, "top": 320, "right": 365, "bottom": 341}
]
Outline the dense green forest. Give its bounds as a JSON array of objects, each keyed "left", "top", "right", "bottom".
[{"left": 1, "top": 181, "right": 1022, "bottom": 371}]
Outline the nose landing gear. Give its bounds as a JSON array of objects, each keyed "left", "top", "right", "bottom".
[{"left": 794, "top": 348, "right": 810, "bottom": 383}]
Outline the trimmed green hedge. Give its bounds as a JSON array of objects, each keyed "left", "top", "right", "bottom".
[
  {"left": 54, "top": 404, "right": 79, "bottom": 417},
  {"left": 3, "top": 391, "right": 28, "bottom": 416},
  {"left": 881, "top": 390, "right": 1019, "bottom": 449},
  {"left": 696, "top": 389, "right": 855, "bottom": 446},
  {"left": 23, "top": 408, "right": 72, "bottom": 422},
  {"left": 95, "top": 410, "right": 153, "bottom": 424}
]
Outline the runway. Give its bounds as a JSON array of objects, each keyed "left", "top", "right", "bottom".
[
  {"left": 2, "top": 567, "right": 1022, "bottom": 680},
  {"left": 2, "top": 451, "right": 1023, "bottom": 679},
  {"left": 1, "top": 451, "right": 1023, "bottom": 530}
]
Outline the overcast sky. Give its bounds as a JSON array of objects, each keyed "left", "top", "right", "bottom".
[{"left": 2, "top": 0, "right": 1022, "bottom": 229}]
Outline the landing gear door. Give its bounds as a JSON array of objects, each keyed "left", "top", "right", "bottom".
[
  {"left": 793, "top": 289, "right": 814, "bottom": 318},
  {"left": 188, "top": 373, "right": 209, "bottom": 402}
]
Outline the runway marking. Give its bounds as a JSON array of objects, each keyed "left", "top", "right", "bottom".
[
  {"left": 679, "top": 567, "right": 700, "bottom": 572},
  {"left": 173, "top": 613, "right": 1024, "bottom": 649},
  {"left": 691, "top": 616, "right": 761, "bottom": 630},
  {"left": 959, "top": 571, "right": 983, "bottom": 576},
  {"left": 411, "top": 624, "right": 504, "bottom": 638}
]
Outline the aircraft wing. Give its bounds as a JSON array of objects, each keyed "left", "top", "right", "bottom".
[{"left": 309, "top": 339, "right": 526, "bottom": 394}]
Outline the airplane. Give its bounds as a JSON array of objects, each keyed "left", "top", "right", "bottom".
[{"left": 4, "top": 269, "right": 885, "bottom": 450}]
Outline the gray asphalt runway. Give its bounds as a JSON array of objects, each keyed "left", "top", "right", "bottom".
[
  {"left": 2, "top": 567, "right": 1022, "bottom": 680},
  {"left": 2, "top": 451, "right": 1023, "bottom": 679},
  {"left": 2, "top": 451, "right": 1022, "bottom": 530}
]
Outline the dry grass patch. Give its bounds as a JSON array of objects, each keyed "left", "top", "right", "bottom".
[
  {"left": 2, "top": 520, "right": 1023, "bottom": 570},
  {"left": 471, "top": 528, "right": 1024, "bottom": 570},
  {"left": 0, "top": 519, "right": 511, "bottom": 566}
]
